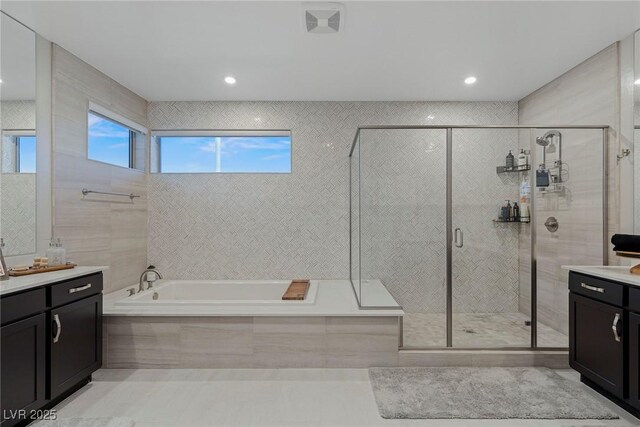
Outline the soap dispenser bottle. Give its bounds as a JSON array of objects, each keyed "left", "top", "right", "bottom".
[
  {"left": 46, "top": 238, "right": 66, "bottom": 266},
  {"left": 506, "top": 151, "right": 514, "bottom": 170}
]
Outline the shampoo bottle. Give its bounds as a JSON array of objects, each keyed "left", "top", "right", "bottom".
[
  {"left": 517, "top": 149, "right": 527, "bottom": 167},
  {"left": 506, "top": 151, "right": 514, "bottom": 169}
]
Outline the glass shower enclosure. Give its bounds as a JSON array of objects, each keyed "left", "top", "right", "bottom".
[{"left": 350, "top": 125, "right": 608, "bottom": 349}]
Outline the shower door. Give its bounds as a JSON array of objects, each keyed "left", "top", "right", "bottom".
[{"left": 451, "top": 128, "right": 531, "bottom": 348}]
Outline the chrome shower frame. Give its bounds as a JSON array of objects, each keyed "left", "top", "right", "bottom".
[{"left": 349, "top": 125, "right": 609, "bottom": 351}]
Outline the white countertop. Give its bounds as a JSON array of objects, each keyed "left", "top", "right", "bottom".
[
  {"left": 104, "top": 279, "right": 405, "bottom": 317},
  {"left": 562, "top": 265, "right": 640, "bottom": 288},
  {"left": 0, "top": 266, "right": 108, "bottom": 296}
]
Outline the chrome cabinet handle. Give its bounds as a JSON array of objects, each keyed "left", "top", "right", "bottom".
[
  {"left": 612, "top": 313, "right": 621, "bottom": 342},
  {"left": 581, "top": 283, "right": 604, "bottom": 293},
  {"left": 454, "top": 228, "right": 463, "bottom": 248},
  {"left": 53, "top": 314, "right": 61, "bottom": 343},
  {"left": 69, "top": 283, "right": 92, "bottom": 294}
]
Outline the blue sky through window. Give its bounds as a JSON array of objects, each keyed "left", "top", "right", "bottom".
[
  {"left": 17, "top": 136, "right": 36, "bottom": 173},
  {"left": 159, "top": 135, "right": 291, "bottom": 173},
  {"left": 88, "top": 112, "right": 131, "bottom": 168}
]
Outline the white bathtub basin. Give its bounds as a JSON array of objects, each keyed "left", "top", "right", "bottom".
[{"left": 114, "top": 280, "right": 318, "bottom": 307}]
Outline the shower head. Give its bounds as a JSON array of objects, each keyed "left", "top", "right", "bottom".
[
  {"left": 536, "top": 136, "right": 550, "bottom": 147},
  {"left": 536, "top": 130, "right": 561, "bottom": 147}
]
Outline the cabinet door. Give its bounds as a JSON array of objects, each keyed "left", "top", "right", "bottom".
[
  {"left": 1, "top": 314, "right": 47, "bottom": 427},
  {"left": 569, "top": 292, "right": 624, "bottom": 397},
  {"left": 50, "top": 294, "right": 102, "bottom": 399},
  {"left": 629, "top": 312, "right": 640, "bottom": 410}
]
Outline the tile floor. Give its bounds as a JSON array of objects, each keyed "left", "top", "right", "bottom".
[
  {"left": 53, "top": 368, "right": 637, "bottom": 426},
  {"left": 403, "top": 312, "right": 567, "bottom": 348}
]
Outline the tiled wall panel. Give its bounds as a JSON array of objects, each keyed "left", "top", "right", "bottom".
[
  {"left": 52, "top": 45, "right": 148, "bottom": 293},
  {"left": 0, "top": 100, "right": 36, "bottom": 255},
  {"left": 518, "top": 44, "right": 616, "bottom": 341},
  {"left": 147, "top": 101, "right": 518, "bottom": 312}
]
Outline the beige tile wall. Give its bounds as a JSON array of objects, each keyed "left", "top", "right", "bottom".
[
  {"left": 518, "top": 43, "right": 618, "bottom": 341},
  {"left": 52, "top": 45, "right": 149, "bottom": 293}
]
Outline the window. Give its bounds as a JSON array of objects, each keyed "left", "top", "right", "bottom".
[
  {"left": 152, "top": 131, "right": 291, "bottom": 173},
  {"left": 17, "top": 135, "right": 36, "bottom": 173},
  {"left": 1, "top": 132, "right": 36, "bottom": 173},
  {"left": 87, "top": 105, "right": 147, "bottom": 170}
]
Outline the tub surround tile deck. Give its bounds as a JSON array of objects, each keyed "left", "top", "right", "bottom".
[{"left": 104, "top": 316, "right": 400, "bottom": 369}]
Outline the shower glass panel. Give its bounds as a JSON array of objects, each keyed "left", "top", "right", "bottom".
[
  {"left": 533, "top": 128, "right": 606, "bottom": 348},
  {"left": 350, "top": 125, "right": 607, "bottom": 350},
  {"left": 350, "top": 131, "right": 361, "bottom": 304},
  {"left": 451, "top": 128, "right": 530, "bottom": 348},
  {"left": 356, "top": 128, "right": 447, "bottom": 345}
]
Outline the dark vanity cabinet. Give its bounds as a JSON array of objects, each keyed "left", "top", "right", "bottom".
[
  {"left": 0, "top": 273, "right": 103, "bottom": 426},
  {"left": 569, "top": 271, "right": 640, "bottom": 416}
]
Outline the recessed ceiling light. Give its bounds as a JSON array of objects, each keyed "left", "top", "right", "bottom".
[
  {"left": 0, "top": 78, "right": 3, "bottom": 84},
  {"left": 635, "top": 78, "right": 640, "bottom": 85},
  {"left": 224, "top": 76, "right": 236, "bottom": 85},
  {"left": 464, "top": 76, "right": 477, "bottom": 85}
]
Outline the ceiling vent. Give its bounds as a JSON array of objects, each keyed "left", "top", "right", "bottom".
[{"left": 303, "top": 3, "right": 344, "bottom": 34}]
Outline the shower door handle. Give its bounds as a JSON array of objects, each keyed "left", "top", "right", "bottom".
[{"left": 454, "top": 228, "right": 463, "bottom": 248}]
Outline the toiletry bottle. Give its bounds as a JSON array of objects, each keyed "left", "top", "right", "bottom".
[
  {"left": 46, "top": 239, "right": 60, "bottom": 266},
  {"left": 506, "top": 200, "right": 513, "bottom": 221},
  {"left": 506, "top": 151, "right": 514, "bottom": 170},
  {"left": 46, "top": 238, "right": 66, "bottom": 266},
  {"left": 500, "top": 202, "right": 509, "bottom": 221},
  {"left": 56, "top": 238, "right": 66, "bottom": 266},
  {"left": 517, "top": 149, "right": 527, "bottom": 168},
  {"left": 519, "top": 175, "right": 530, "bottom": 220},
  {"left": 520, "top": 204, "right": 530, "bottom": 223},
  {"left": 513, "top": 202, "right": 520, "bottom": 222}
]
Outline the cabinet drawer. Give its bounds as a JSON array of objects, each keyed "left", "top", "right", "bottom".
[
  {"left": 1, "top": 288, "right": 46, "bottom": 326},
  {"left": 50, "top": 273, "right": 102, "bottom": 308},
  {"left": 569, "top": 272, "right": 624, "bottom": 307}
]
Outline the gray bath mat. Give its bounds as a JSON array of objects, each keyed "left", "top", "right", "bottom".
[{"left": 368, "top": 367, "right": 619, "bottom": 419}]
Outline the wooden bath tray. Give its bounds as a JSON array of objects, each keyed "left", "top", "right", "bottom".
[
  {"left": 282, "top": 279, "right": 310, "bottom": 300},
  {"left": 615, "top": 251, "right": 640, "bottom": 275},
  {"left": 9, "top": 263, "right": 77, "bottom": 277}
]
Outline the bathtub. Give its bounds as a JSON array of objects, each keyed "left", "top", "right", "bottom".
[{"left": 114, "top": 279, "right": 319, "bottom": 307}]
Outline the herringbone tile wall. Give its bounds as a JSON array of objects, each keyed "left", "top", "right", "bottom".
[
  {"left": 356, "top": 128, "right": 521, "bottom": 313},
  {"left": 0, "top": 100, "right": 37, "bottom": 256},
  {"left": 147, "top": 101, "right": 518, "bottom": 313}
]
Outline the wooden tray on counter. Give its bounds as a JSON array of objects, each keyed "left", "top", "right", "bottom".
[{"left": 9, "top": 263, "right": 77, "bottom": 277}]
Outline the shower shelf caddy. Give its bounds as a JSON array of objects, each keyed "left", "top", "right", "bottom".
[
  {"left": 496, "top": 164, "right": 531, "bottom": 174},
  {"left": 493, "top": 218, "right": 530, "bottom": 224}
]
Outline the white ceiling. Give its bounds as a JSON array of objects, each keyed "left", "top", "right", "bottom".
[
  {"left": 0, "top": 12, "right": 36, "bottom": 101},
  {"left": 1, "top": 1, "right": 639, "bottom": 102}
]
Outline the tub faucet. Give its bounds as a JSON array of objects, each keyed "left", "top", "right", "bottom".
[{"left": 139, "top": 266, "right": 163, "bottom": 293}]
